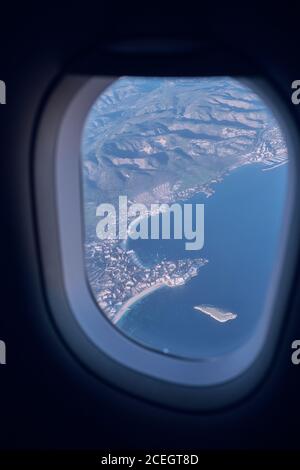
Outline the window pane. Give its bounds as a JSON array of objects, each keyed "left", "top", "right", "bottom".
[{"left": 81, "top": 77, "right": 288, "bottom": 359}]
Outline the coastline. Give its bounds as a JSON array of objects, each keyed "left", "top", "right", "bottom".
[
  {"left": 113, "top": 282, "right": 166, "bottom": 324},
  {"left": 112, "top": 162, "right": 285, "bottom": 327}
]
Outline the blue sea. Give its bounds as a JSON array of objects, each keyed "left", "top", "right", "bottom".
[{"left": 119, "top": 163, "right": 288, "bottom": 359}]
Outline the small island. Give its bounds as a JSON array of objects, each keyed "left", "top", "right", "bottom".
[{"left": 194, "top": 305, "right": 237, "bottom": 323}]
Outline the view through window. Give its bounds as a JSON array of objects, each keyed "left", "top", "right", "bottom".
[{"left": 81, "top": 77, "right": 288, "bottom": 359}]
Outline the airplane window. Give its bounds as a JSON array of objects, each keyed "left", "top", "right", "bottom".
[{"left": 80, "top": 76, "right": 288, "bottom": 360}]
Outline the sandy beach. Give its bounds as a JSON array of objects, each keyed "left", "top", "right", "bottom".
[{"left": 113, "top": 283, "right": 165, "bottom": 324}]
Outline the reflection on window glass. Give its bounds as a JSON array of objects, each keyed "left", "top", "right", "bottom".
[{"left": 81, "top": 77, "right": 288, "bottom": 359}]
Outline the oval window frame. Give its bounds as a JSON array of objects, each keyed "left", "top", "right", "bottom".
[{"left": 34, "top": 74, "right": 299, "bottom": 409}]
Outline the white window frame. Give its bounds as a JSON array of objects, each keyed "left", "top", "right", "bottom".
[{"left": 34, "top": 75, "right": 299, "bottom": 409}]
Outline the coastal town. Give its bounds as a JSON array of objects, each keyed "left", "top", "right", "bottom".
[{"left": 85, "top": 237, "right": 207, "bottom": 323}]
